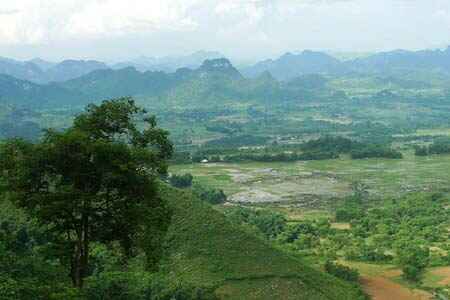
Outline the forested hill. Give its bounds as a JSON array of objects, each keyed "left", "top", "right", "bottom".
[
  {"left": 0, "top": 58, "right": 331, "bottom": 109},
  {"left": 2, "top": 46, "right": 450, "bottom": 85}
]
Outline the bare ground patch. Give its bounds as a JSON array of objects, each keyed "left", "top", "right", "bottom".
[
  {"left": 229, "top": 189, "right": 282, "bottom": 203},
  {"left": 361, "top": 276, "right": 432, "bottom": 300},
  {"left": 430, "top": 267, "right": 450, "bottom": 286}
]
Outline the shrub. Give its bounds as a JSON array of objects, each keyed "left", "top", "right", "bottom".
[
  {"left": 324, "top": 261, "right": 359, "bottom": 282},
  {"left": 169, "top": 174, "right": 193, "bottom": 189}
]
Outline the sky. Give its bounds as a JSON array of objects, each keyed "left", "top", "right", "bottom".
[{"left": 0, "top": 0, "right": 449, "bottom": 63}]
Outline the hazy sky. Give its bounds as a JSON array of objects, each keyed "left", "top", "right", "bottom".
[{"left": 1, "top": 0, "right": 449, "bottom": 62}]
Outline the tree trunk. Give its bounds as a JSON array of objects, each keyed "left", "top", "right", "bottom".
[{"left": 71, "top": 217, "right": 89, "bottom": 288}]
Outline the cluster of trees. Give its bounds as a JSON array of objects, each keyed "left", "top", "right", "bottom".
[
  {"left": 415, "top": 138, "right": 450, "bottom": 156},
  {"left": 350, "top": 146, "right": 403, "bottom": 159},
  {"left": 343, "top": 194, "right": 447, "bottom": 282},
  {"left": 192, "top": 185, "right": 227, "bottom": 205},
  {"left": 171, "top": 136, "right": 403, "bottom": 165},
  {"left": 169, "top": 173, "right": 193, "bottom": 188},
  {"left": 218, "top": 151, "right": 338, "bottom": 163},
  {"left": 324, "top": 261, "right": 359, "bottom": 283},
  {"left": 224, "top": 193, "right": 449, "bottom": 284},
  {"left": 0, "top": 98, "right": 218, "bottom": 299},
  {"left": 168, "top": 173, "right": 227, "bottom": 205},
  {"left": 301, "top": 136, "right": 355, "bottom": 153},
  {"left": 224, "top": 207, "right": 287, "bottom": 239},
  {"left": 302, "top": 136, "right": 402, "bottom": 159}
]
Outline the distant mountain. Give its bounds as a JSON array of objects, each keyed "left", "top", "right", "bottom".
[
  {"left": 196, "top": 58, "right": 243, "bottom": 80},
  {"left": 112, "top": 51, "right": 224, "bottom": 72},
  {"left": 0, "top": 74, "right": 82, "bottom": 108},
  {"left": 0, "top": 58, "right": 109, "bottom": 83},
  {"left": 28, "top": 58, "right": 55, "bottom": 71},
  {"left": 242, "top": 51, "right": 346, "bottom": 81},
  {"left": 242, "top": 47, "right": 450, "bottom": 80},
  {"left": 2, "top": 46, "right": 450, "bottom": 85},
  {"left": 0, "top": 58, "right": 45, "bottom": 83},
  {"left": 345, "top": 47, "right": 450, "bottom": 74},
  {"left": 44, "top": 60, "right": 109, "bottom": 83},
  {"left": 0, "top": 57, "right": 335, "bottom": 109},
  {"left": 60, "top": 58, "right": 243, "bottom": 100},
  {"left": 59, "top": 67, "right": 175, "bottom": 101}
]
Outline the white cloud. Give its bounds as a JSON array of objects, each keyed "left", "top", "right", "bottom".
[
  {"left": 0, "top": 0, "right": 449, "bottom": 61},
  {"left": 0, "top": 0, "right": 200, "bottom": 44}
]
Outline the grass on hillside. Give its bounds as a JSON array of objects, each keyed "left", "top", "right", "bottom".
[{"left": 158, "top": 184, "right": 366, "bottom": 299}]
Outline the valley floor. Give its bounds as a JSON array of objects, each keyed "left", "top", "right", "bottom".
[{"left": 171, "top": 152, "right": 450, "bottom": 206}]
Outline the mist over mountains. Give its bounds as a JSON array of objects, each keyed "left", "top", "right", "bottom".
[
  {"left": 0, "top": 58, "right": 246, "bottom": 108},
  {"left": 0, "top": 51, "right": 225, "bottom": 84},
  {"left": 1, "top": 46, "right": 450, "bottom": 110},
  {"left": 1, "top": 47, "right": 450, "bottom": 86},
  {"left": 111, "top": 50, "right": 224, "bottom": 72}
]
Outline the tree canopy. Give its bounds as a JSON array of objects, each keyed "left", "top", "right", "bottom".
[{"left": 0, "top": 97, "right": 173, "bottom": 288}]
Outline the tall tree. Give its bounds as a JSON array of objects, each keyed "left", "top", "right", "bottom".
[{"left": 0, "top": 97, "right": 173, "bottom": 288}]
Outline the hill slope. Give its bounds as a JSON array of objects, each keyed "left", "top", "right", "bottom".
[
  {"left": 159, "top": 185, "right": 366, "bottom": 299},
  {"left": 0, "top": 74, "right": 82, "bottom": 108}
]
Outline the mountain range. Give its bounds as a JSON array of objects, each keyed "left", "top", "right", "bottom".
[
  {"left": 0, "top": 57, "right": 109, "bottom": 84},
  {"left": 1, "top": 47, "right": 450, "bottom": 84},
  {"left": 0, "top": 51, "right": 224, "bottom": 84},
  {"left": 243, "top": 47, "right": 450, "bottom": 80},
  {"left": 0, "top": 58, "right": 247, "bottom": 108},
  {"left": 111, "top": 50, "right": 224, "bottom": 72},
  {"left": 1, "top": 46, "right": 450, "bottom": 109},
  {"left": 241, "top": 51, "right": 345, "bottom": 80}
]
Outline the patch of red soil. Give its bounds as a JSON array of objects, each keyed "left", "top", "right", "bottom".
[{"left": 361, "top": 276, "right": 432, "bottom": 300}]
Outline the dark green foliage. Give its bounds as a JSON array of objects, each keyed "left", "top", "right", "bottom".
[
  {"left": 83, "top": 271, "right": 219, "bottom": 300},
  {"left": 0, "top": 97, "right": 173, "bottom": 288},
  {"left": 350, "top": 145, "right": 403, "bottom": 159},
  {"left": 276, "top": 220, "right": 330, "bottom": 252},
  {"left": 413, "top": 139, "right": 450, "bottom": 156},
  {"left": 301, "top": 136, "right": 355, "bottom": 153},
  {"left": 194, "top": 136, "right": 401, "bottom": 164},
  {"left": 0, "top": 198, "right": 75, "bottom": 300},
  {"left": 335, "top": 207, "right": 362, "bottom": 223},
  {"left": 169, "top": 173, "right": 193, "bottom": 189},
  {"left": 396, "top": 244, "right": 430, "bottom": 282},
  {"left": 224, "top": 207, "right": 287, "bottom": 239},
  {"left": 414, "top": 146, "right": 429, "bottom": 156},
  {"left": 428, "top": 138, "right": 450, "bottom": 154},
  {"left": 221, "top": 151, "right": 338, "bottom": 163},
  {"left": 193, "top": 184, "right": 227, "bottom": 205},
  {"left": 324, "top": 261, "right": 359, "bottom": 282}
]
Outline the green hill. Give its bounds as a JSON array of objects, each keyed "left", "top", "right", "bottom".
[{"left": 158, "top": 185, "right": 366, "bottom": 299}]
